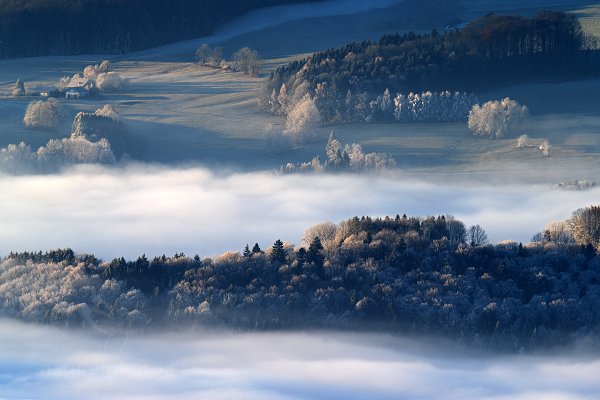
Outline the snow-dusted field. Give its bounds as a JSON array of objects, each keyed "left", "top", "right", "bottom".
[{"left": 0, "top": 0, "right": 599, "bottom": 182}]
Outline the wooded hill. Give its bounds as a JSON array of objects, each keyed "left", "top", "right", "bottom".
[
  {"left": 0, "top": 0, "right": 322, "bottom": 57},
  {"left": 2, "top": 208, "right": 600, "bottom": 351},
  {"left": 268, "top": 11, "right": 599, "bottom": 104}
]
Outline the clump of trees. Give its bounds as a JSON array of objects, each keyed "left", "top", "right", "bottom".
[
  {"left": 280, "top": 131, "right": 396, "bottom": 173},
  {"left": 530, "top": 205, "right": 600, "bottom": 250},
  {"left": 468, "top": 98, "right": 529, "bottom": 139},
  {"left": 23, "top": 98, "right": 65, "bottom": 130},
  {"left": 267, "top": 11, "right": 594, "bottom": 112},
  {"left": 195, "top": 44, "right": 223, "bottom": 67},
  {"left": 0, "top": 137, "right": 115, "bottom": 174},
  {"left": 96, "top": 71, "right": 127, "bottom": 92},
  {"left": 554, "top": 180, "right": 598, "bottom": 191},
  {"left": 232, "top": 47, "right": 262, "bottom": 76},
  {"left": 71, "top": 105, "right": 129, "bottom": 158}
]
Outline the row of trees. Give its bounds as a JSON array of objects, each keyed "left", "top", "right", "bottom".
[
  {"left": 1, "top": 207, "right": 599, "bottom": 350},
  {"left": 262, "top": 83, "right": 479, "bottom": 125}
]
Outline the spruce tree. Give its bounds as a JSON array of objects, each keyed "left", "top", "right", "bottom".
[
  {"left": 270, "top": 239, "right": 286, "bottom": 264},
  {"left": 307, "top": 236, "right": 324, "bottom": 267},
  {"left": 243, "top": 244, "right": 252, "bottom": 258}
]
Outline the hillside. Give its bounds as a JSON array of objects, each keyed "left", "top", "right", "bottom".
[{"left": 0, "top": 0, "right": 324, "bottom": 58}]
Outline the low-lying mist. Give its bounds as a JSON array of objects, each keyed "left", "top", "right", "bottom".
[
  {"left": 0, "top": 318, "right": 598, "bottom": 400},
  {"left": 0, "top": 164, "right": 597, "bottom": 259}
]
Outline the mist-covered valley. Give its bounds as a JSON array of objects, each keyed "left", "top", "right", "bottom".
[
  {"left": 1, "top": 0, "right": 600, "bottom": 398},
  {"left": 0, "top": 164, "right": 597, "bottom": 259},
  {"left": 0, "top": 318, "right": 598, "bottom": 400}
]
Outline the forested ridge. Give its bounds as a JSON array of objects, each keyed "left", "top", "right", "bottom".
[
  {"left": 0, "top": 0, "right": 323, "bottom": 57},
  {"left": 2, "top": 208, "right": 600, "bottom": 351},
  {"left": 264, "top": 11, "right": 600, "bottom": 124}
]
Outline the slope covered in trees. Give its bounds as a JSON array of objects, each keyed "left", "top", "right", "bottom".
[
  {"left": 2, "top": 208, "right": 600, "bottom": 351},
  {"left": 0, "top": 0, "right": 324, "bottom": 57},
  {"left": 264, "top": 11, "right": 599, "bottom": 123}
]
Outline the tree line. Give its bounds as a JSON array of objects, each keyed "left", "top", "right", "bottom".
[
  {"left": 0, "top": 0, "right": 323, "bottom": 58},
  {"left": 1, "top": 207, "right": 600, "bottom": 350},
  {"left": 263, "top": 11, "right": 599, "bottom": 124}
]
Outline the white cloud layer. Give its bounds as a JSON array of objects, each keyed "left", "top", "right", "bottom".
[
  {"left": 0, "top": 318, "right": 598, "bottom": 400},
  {"left": 0, "top": 164, "right": 598, "bottom": 259}
]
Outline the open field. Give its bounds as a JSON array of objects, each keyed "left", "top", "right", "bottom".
[{"left": 0, "top": 0, "right": 599, "bottom": 184}]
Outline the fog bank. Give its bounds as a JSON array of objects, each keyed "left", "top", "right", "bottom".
[
  {"left": 0, "top": 164, "right": 597, "bottom": 259},
  {"left": 0, "top": 318, "right": 598, "bottom": 400}
]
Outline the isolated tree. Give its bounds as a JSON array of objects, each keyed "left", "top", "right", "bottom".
[
  {"left": 468, "top": 98, "right": 529, "bottom": 139},
  {"left": 232, "top": 47, "right": 262, "bottom": 76},
  {"left": 270, "top": 239, "right": 287, "bottom": 264},
  {"left": 23, "top": 98, "right": 64, "bottom": 130},
  {"left": 571, "top": 206, "right": 600, "bottom": 247},
  {"left": 12, "top": 78, "right": 25, "bottom": 96},
  {"left": 467, "top": 225, "right": 489, "bottom": 247},
  {"left": 285, "top": 96, "right": 321, "bottom": 139}
]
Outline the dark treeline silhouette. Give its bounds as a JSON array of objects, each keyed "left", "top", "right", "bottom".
[
  {"left": 265, "top": 11, "right": 599, "bottom": 122},
  {"left": 2, "top": 211, "right": 600, "bottom": 351},
  {"left": 0, "top": 0, "right": 322, "bottom": 58}
]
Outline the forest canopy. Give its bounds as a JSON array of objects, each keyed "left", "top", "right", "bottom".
[
  {"left": 264, "top": 11, "right": 599, "bottom": 124},
  {"left": 2, "top": 208, "right": 600, "bottom": 351}
]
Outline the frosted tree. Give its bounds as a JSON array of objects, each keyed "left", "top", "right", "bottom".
[
  {"left": 12, "top": 78, "right": 25, "bottom": 96},
  {"left": 23, "top": 98, "right": 64, "bottom": 130},
  {"left": 543, "top": 220, "right": 574, "bottom": 245},
  {"left": 36, "top": 137, "right": 116, "bottom": 170},
  {"left": 232, "top": 47, "right": 262, "bottom": 76},
  {"left": 285, "top": 96, "right": 321, "bottom": 142},
  {"left": 468, "top": 225, "right": 489, "bottom": 246},
  {"left": 468, "top": 98, "right": 529, "bottom": 139},
  {"left": 95, "top": 104, "right": 120, "bottom": 120},
  {"left": 325, "top": 131, "right": 348, "bottom": 168},
  {"left": 96, "top": 72, "right": 127, "bottom": 91},
  {"left": 0, "top": 142, "right": 36, "bottom": 174},
  {"left": 277, "top": 83, "right": 290, "bottom": 115},
  {"left": 195, "top": 44, "right": 222, "bottom": 66},
  {"left": 571, "top": 206, "right": 600, "bottom": 247}
]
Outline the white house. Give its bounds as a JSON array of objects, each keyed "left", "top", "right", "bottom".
[{"left": 65, "top": 77, "right": 95, "bottom": 99}]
